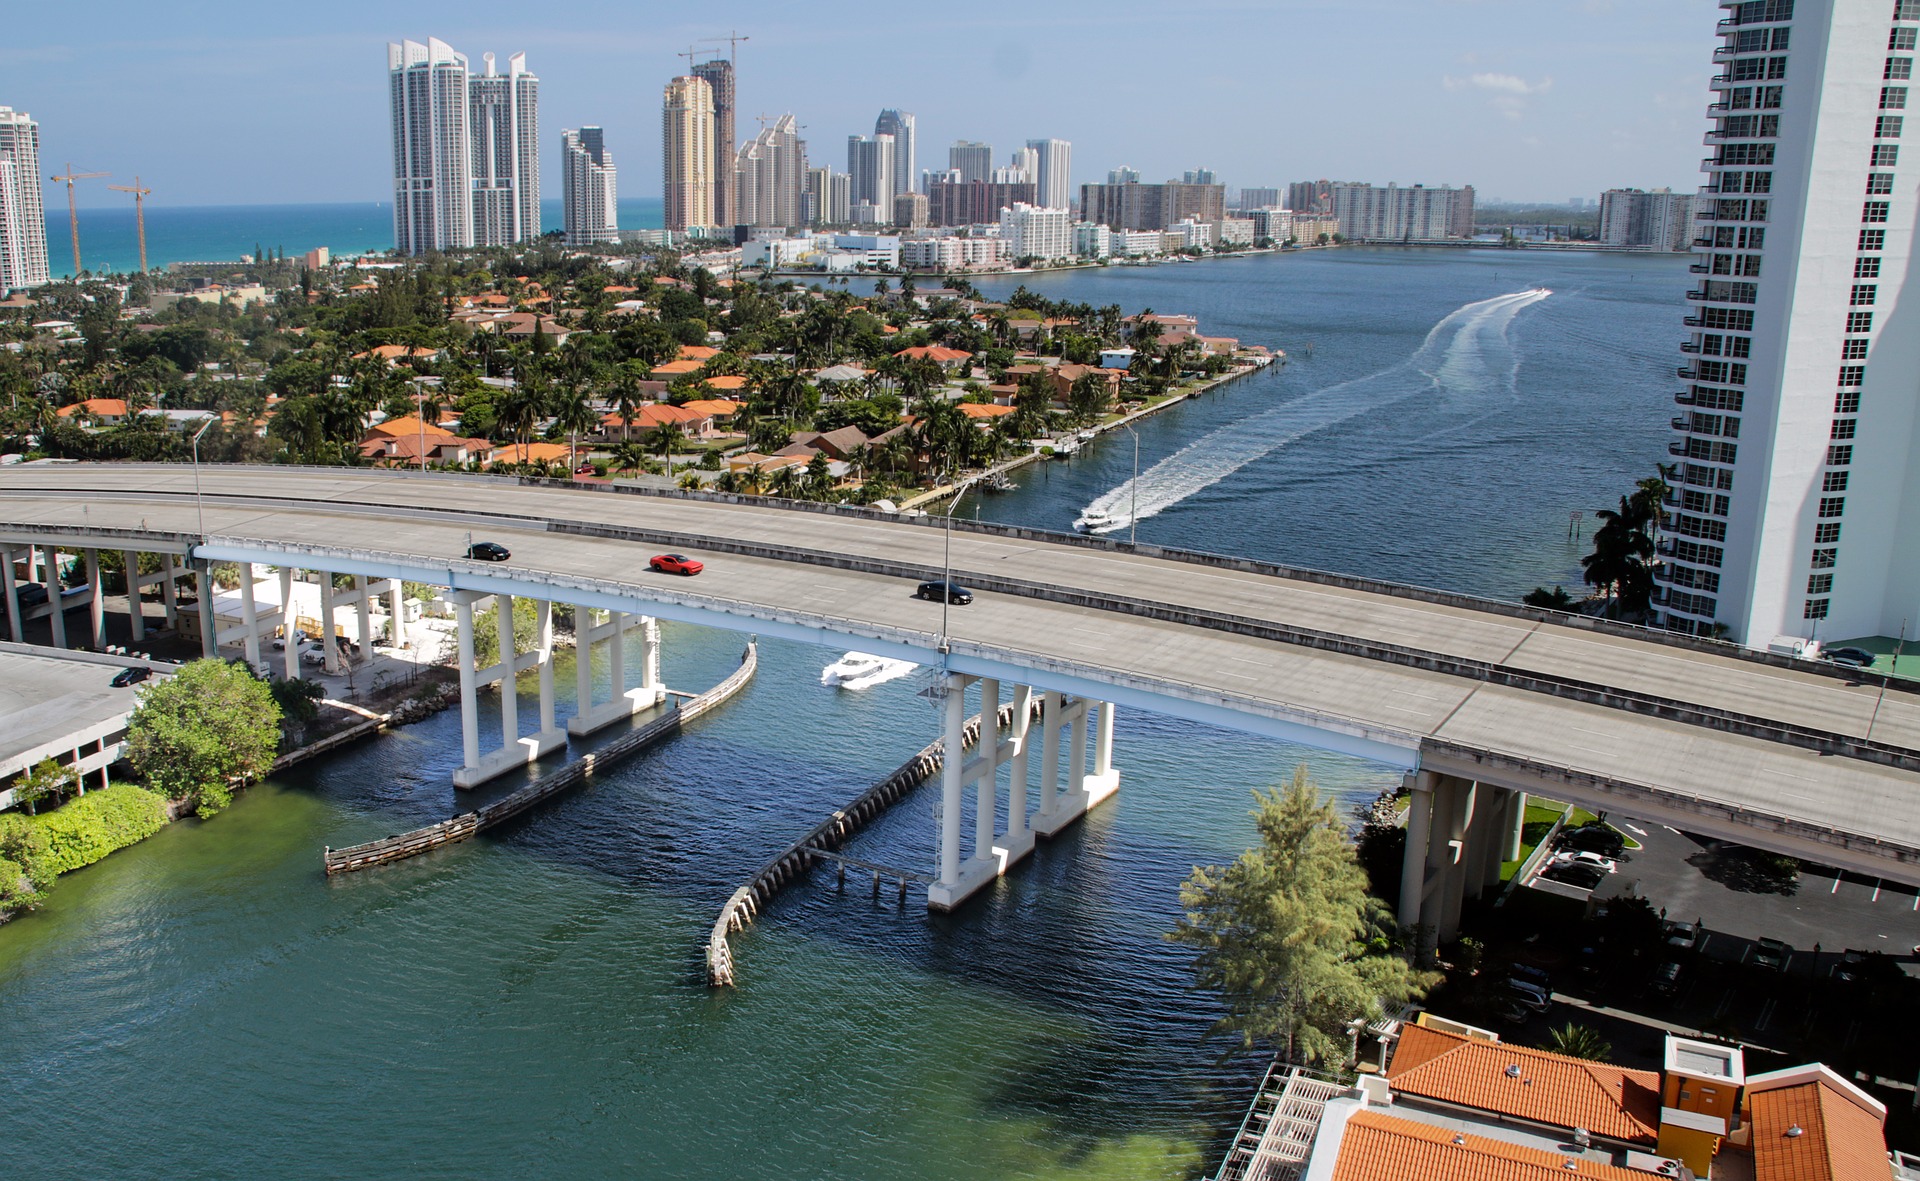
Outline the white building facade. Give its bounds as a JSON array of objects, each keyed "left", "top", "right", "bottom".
[
  {"left": 1661, "top": 0, "right": 1920, "bottom": 647},
  {"left": 561, "top": 127, "right": 618, "bottom": 246},
  {"left": 0, "top": 107, "right": 49, "bottom": 292},
  {"left": 999, "top": 202, "right": 1073, "bottom": 262},
  {"left": 468, "top": 51, "right": 540, "bottom": 247},
  {"left": 1073, "top": 221, "right": 1111, "bottom": 259},
  {"left": 876, "top": 110, "right": 916, "bottom": 197},
  {"left": 847, "top": 135, "right": 896, "bottom": 225},
  {"left": 389, "top": 38, "right": 475, "bottom": 255},
  {"left": 1027, "top": 138, "right": 1073, "bottom": 210},
  {"left": 1598, "top": 188, "right": 1700, "bottom": 250}
]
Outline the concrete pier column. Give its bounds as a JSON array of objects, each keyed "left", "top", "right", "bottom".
[
  {"left": 535, "top": 600, "right": 557, "bottom": 735},
  {"left": 238, "top": 561, "right": 259, "bottom": 669},
  {"left": 83, "top": 550, "right": 105, "bottom": 649},
  {"left": 193, "top": 560, "right": 216, "bottom": 658},
  {"left": 1006, "top": 685, "right": 1033, "bottom": 844},
  {"left": 495, "top": 594, "right": 518, "bottom": 746},
  {"left": 123, "top": 551, "right": 145, "bottom": 642},
  {"left": 279, "top": 568, "right": 298, "bottom": 680},
  {"left": 2, "top": 547, "right": 22, "bottom": 644},
  {"left": 354, "top": 575, "right": 373, "bottom": 665},
  {"left": 160, "top": 554, "right": 179, "bottom": 630},
  {"left": 937, "top": 674, "right": 968, "bottom": 888},
  {"left": 1481, "top": 788, "right": 1514, "bottom": 894},
  {"left": 44, "top": 546, "right": 68, "bottom": 649},
  {"left": 609, "top": 611, "right": 627, "bottom": 693},
  {"left": 1038, "top": 691, "right": 1062, "bottom": 820},
  {"left": 453, "top": 593, "right": 482, "bottom": 773},
  {"left": 1429, "top": 777, "right": 1475, "bottom": 940},
  {"left": 1398, "top": 771, "right": 1436, "bottom": 931},
  {"left": 1503, "top": 790, "right": 1528, "bottom": 862},
  {"left": 641, "top": 616, "right": 661, "bottom": 692},
  {"left": 1067, "top": 705, "right": 1089, "bottom": 794},
  {"left": 575, "top": 605, "right": 597, "bottom": 714},
  {"left": 318, "top": 576, "right": 341, "bottom": 674},
  {"left": 1094, "top": 701, "right": 1115, "bottom": 777},
  {"left": 973, "top": 678, "right": 1000, "bottom": 862},
  {"left": 388, "top": 582, "right": 406, "bottom": 649}
]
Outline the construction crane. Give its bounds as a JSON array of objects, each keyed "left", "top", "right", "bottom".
[
  {"left": 107, "top": 177, "right": 153, "bottom": 273},
  {"left": 49, "top": 164, "right": 110, "bottom": 277},
  {"left": 699, "top": 31, "right": 749, "bottom": 67}
]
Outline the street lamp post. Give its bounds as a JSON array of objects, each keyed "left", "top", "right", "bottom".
[
  {"left": 938, "top": 475, "right": 972, "bottom": 656},
  {"left": 190, "top": 416, "right": 215, "bottom": 539},
  {"left": 1124, "top": 422, "right": 1140, "bottom": 547}
]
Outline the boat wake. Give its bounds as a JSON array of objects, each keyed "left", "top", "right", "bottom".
[
  {"left": 821, "top": 652, "right": 918, "bottom": 690},
  {"left": 1073, "top": 288, "right": 1550, "bottom": 534}
]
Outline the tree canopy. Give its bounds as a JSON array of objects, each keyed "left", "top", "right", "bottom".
[{"left": 124, "top": 659, "right": 281, "bottom": 817}]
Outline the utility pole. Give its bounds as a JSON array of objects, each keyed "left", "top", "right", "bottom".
[
  {"left": 49, "top": 164, "right": 110, "bottom": 277},
  {"left": 107, "top": 177, "right": 153, "bottom": 273}
]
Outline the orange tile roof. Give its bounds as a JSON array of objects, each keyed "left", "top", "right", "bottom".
[
  {"left": 679, "top": 398, "right": 740, "bottom": 416},
  {"left": 604, "top": 403, "right": 708, "bottom": 430},
  {"left": 1330, "top": 1109, "right": 1648, "bottom": 1181},
  {"left": 488, "top": 442, "right": 571, "bottom": 464},
  {"left": 1748, "top": 1070, "right": 1889, "bottom": 1181},
  {"left": 1387, "top": 1025, "right": 1660, "bottom": 1145},
  {"left": 56, "top": 398, "right": 128, "bottom": 417},
  {"left": 702, "top": 374, "right": 748, "bottom": 391},
  {"left": 677, "top": 344, "right": 720, "bottom": 360},
  {"left": 894, "top": 345, "right": 972, "bottom": 362},
  {"left": 365, "top": 415, "right": 455, "bottom": 440},
  {"left": 651, "top": 359, "right": 704, "bottom": 376},
  {"left": 956, "top": 402, "right": 1015, "bottom": 418}
]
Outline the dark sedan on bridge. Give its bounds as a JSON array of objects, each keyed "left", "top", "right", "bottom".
[
  {"left": 916, "top": 580, "right": 973, "bottom": 605},
  {"left": 467, "top": 541, "right": 511, "bottom": 562}
]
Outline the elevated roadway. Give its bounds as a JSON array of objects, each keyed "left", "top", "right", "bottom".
[{"left": 4, "top": 464, "right": 1919, "bottom": 888}]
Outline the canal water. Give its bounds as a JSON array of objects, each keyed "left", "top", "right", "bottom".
[{"left": 0, "top": 247, "right": 1687, "bottom": 1180}]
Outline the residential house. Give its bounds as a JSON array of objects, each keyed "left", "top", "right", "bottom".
[
  {"left": 55, "top": 398, "right": 130, "bottom": 424},
  {"left": 893, "top": 345, "right": 973, "bottom": 372}
]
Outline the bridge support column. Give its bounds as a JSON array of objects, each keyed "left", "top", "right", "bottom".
[
  {"left": 354, "top": 575, "right": 374, "bottom": 665},
  {"left": 388, "top": 582, "right": 407, "bottom": 650},
  {"left": 1033, "top": 697, "right": 1119, "bottom": 838},
  {"left": 1398, "top": 771, "right": 1435, "bottom": 932},
  {"left": 319, "top": 575, "right": 342, "bottom": 674},
  {"left": 566, "top": 609, "right": 664, "bottom": 736},
  {"left": 192, "top": 559, "right": 216, "bottom": 658},
  {"left": 44, "top": 546, "right": 67, "bottom": 649},
  {"left": 1429, "top": 776, "right": 1475, "bottom": 941},
  {"left": 238, "top": 561, "right": 260, "bottom": 670},
  {"left": 451, "top": 592, "right": 566, "bottom": 789},
  {"left": 1503, "top": 791, "right": 1528, "bottom": 863},
  {"left": 1004, "top": 684, "right": 1033, "bottom": 849},
  {"left": 160, "top": 554, "right": 181, "bottom": 632},
  {"left": 1478, "top": 788, "right": 1516, "bottom": 894},
  {"left": 123, "top": 550, "right": 145, "bottom": 642},
  {"left": 2, "top": 546, "right": 22, "bottom": 643},
  {"left": 279, "top": 568, "right": 298, "bottom": 681},
  {"left": 972, "top": 678, "right": 1000, "bottom": 865},
  {"left": 83, "top": 550, "right": 105, "bottom": 649},
  {"left": 931, "top": 672, "right": 971, "bottom": 904}
]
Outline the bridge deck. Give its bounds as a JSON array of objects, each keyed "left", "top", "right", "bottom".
[{"left": 5, "top": 465, "right": 1918, "bottom": 881}]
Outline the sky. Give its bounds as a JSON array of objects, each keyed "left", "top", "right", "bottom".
[{"left": 10, "top": 0, "right": 1723, "bottom": 211}]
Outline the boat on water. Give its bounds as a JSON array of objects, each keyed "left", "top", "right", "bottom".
[
  {"left": 821, "top": 651, "right": 917, "bottom": 689},
  {"left": 981, "top": 473, "right": 1018, "bottom": 493},
  {"left": 1074, "top": 508, "right": 1121, "bottom": 533}
]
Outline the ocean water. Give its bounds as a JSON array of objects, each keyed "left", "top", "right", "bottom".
[
  {"left": 41, "top": 197, "right": 665, "bottom": 278},
  {"left": 0, "top": 246, "right": 1689, "bottom": 1180}
]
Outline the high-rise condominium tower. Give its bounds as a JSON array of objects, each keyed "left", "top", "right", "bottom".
[
  {"left": 949, "top": 140, "right": 992, "bottom": 184},
  {"left": 691, "top": 58, "right": 736, "bottom": 227},
  {"left": 469, "top": 51, "right": 540, "bottom": 247},
  {"left": 662, "top": 75, "right": 716, "bottom": 231},
  {"left": 0, "top": 107, "right": 50, "bottom": 292},
  {"left": 1661, "top": 0, "right": 1920, "bottom": 647},
  {"left": 1026, "top": 138, "right": 1073, "bottom": 209},
  {"left": 875, "top": 110, "right": 916, "bottom": 196},
  {"left": 389, "top": 38, "right": 474, "bottom": 255},
  {"left": 736, "top": 114, "right": 807, "bottom": 230},
  {"left": 561, "top": 127, "right": 618, "bottom": 246},
  {"left": 847, "top": 134, "right": 895, "bottom": 223}
]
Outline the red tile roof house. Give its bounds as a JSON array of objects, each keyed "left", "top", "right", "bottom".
[
  {"left": 599, "top": 402, "right": 714, "bottom": 440},
  {"left": 893, "top": 345, "right": 974, "bottom": 372}
]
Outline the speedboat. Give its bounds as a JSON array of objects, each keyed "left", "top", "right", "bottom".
[
  {"left": 822, "top": 652, "right": 917, "bottom": 688},
  {"left": 1074, "top": 508, "right": 1120, "bottom": 533}
]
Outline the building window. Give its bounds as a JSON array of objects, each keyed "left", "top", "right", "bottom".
[
  {"left": 1839, "top": 364, "right": 1866, "bottom": 385},
  {"left": 1892, "top": 57, "right": 1915, "bottom": 79},
  {"left": 1808, "top": 573, "right": 1834, "bottom": 595},
  {"left": 1759, "top": 84, "right": 1785, "bottom": 108},
  {"left": 1812, "top": 548, "right": 1837, "bottom": 568},
  {"left": 1833, "top": 418, "right": 1857, "bottom": 439},
  {"left": 1861, "top": 229, "right": 1887, "bottom": 251},
  {"left": 1899, "top": 27, "right": 1920, "bottom": 51},
  {"left": 1884, "top": 86, "right": 1910, "bottom": 108},
  {"left": 1827, "top": 444, "right": 1854, "bottom": 466},
  {"left": 1872, "top": 144, "right": 1901, "bottom": 166},
  {"left": 1864, "top": 201, "right": 1892, "bottom": 222},
  {"left": 1867, "top": 174, "right": 1897, "bottom": 194},
  {"left": 1837, "top": 391, "right": 1862, "bottom": 413},
  {"left": 1805, "top": 598, "right": 1831, "bottom": 619},
  {"left": 1823, "top": 471, "right": 1850, "bottom": 492},
  {"left": 1847, "top": 309, "right": 1875, "bottom": 331},
  {"left": 1851, "top": 283, "right": 1879, "bottom": 306},
  {"left": 1856, "top": 258, "right": 1883, "bottom": 279},
  {"left": 1815, "top": 522, "right": 1843, "bottom": 544},
  {"left": 1900, "top": 0, "right": 1920, "bottom": 20},
  {"left": 1819, "top": 496, "right": 1846, "bottom": 518},
  {"left": 1877, "top": 115, "right": 1905, "bottom": 137},
  {"left": 1842, "top": 338, "right": 1869, "bottom": 359},
  {"left": 1728, "top": 335, "right": 1751, "bottom": 357}
]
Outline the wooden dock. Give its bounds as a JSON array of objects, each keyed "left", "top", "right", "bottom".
[{"left": 323, "top": 644, "right": 757, "bottom": 876}]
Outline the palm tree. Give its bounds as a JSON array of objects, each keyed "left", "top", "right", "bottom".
[
  {"left": 648, "top": 421, "right": 684, "bottom": 476},
  {"left": 610, "top": 441, "right": 649, "bottom": 479},
  {"left": 552, "top": 389, "right": 599, "bottom": 473},
  {"left": 1545, "top": 1023, "right": 1612, "bottom": 1061}
]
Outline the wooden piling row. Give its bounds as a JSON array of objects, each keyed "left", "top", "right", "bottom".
[{"left": 323, "top": 644, "right": 757, "bottom": 876}]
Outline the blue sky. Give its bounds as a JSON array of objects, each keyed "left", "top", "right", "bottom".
[{"left": 12, "top": 0, "right": 1721, "bottom": 209}]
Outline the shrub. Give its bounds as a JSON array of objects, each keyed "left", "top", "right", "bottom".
[
  {"left": 0, "top": 814, "right": 55, "bottom": 909},
  {"left": 30, "top": 785, "right": 170, "bottom": 876},
  {"left": 125, "top": 658, "right": 281, "bottom": 817}
]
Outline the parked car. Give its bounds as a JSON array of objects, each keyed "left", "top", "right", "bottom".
[
  {"left": 1652, "top": 960, "right": 1685, "bottom": 997},
  {"left": 1503, "top": 979, "right": 1552, "bottom": 1013},
  {"left": 1553, "top": 850, "right": 1619, "bottom": 875},
  {"left": 575, "top": 463, "right": 596, "bottom": 475},
  {"left": 109, "top": 666, "right": 151, "bottom": 688},
  {"left": 467, "top": 541, "right": 511, "bottom": 562},
  {"left": 1663, "top": 920, "right": 1700, "bottom": 951},
  {"left": 915, "top": 579, "right": 973, "bottom": 605},
  {"left": 649, "top": 553, "right": 704, "bottom": 576},
  {"left": 1558, "top": 822, "right": 1628, "bottom": 858},
  {"left": 272, "top": 629, "right": 308, "bottom": 651},
  {"left": 301, "top": 648, "right": 330, "bottom": 667},
  {"left": 1508, "top": 964, "right": 1552, "bottom": 993},
  {"left": 1540, "top": 862, "right": 1604, "bottom": 890},
  {"left": 1751, "top": 937, "right": 1792, "bottom": 972},
  {"left": 1823, "top": 645, "right": 1875, "bottom": 668},
  {"left": 1831, "top": 948, "right": 1870, "bottom": 984}
]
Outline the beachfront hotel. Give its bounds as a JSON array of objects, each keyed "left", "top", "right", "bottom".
[
  {"left": 1662, "top": 0, "right": 1920, "bottom": 648},
  {"left": 0, "top": 106, "right": 50, "bottom": 293}
]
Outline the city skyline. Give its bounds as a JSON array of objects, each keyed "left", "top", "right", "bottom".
[{"left": 10, "top": 0, "right": 1715, "bottom": 211}]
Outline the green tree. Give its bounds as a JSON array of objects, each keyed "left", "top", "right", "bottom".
[
  {"left": 11, "top": 757, "right": 76, "bottom": 815},
  {"left": 1545, "top": 1023, "right": 1613, "bottom": 1061},
  {"left": 0, "top": 812, "right": 54, "bottom": 910},
  {"left": 124, "top": 659, "right": 281, "bottom": 817},
  {"left": 1169, "top": 765, "right": 1434, "bottom": 1067}
]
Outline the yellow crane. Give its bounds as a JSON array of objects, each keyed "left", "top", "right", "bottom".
[
  {"left": 107, "top": 177, "right": 153, "bottom": 273},
  {"left": 49, "top": 164, "right": 109, "bottom": 277}
]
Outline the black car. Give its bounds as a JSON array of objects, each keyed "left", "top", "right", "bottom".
[
  {"left": 467, "top": 541, "right": 511, "bottom": 562},
  {"left": 1823, "top": 645, "right": 1875, "bottom": 668},
  {"left": 1540, "top": 862, "right": 1604, "bottom": 890},
  {"left": 110, "top": 666, "right": 151, "bottom": 688},
  {"left": 916, "top": 580, "right": 973, "bottom": 605},
  {"left": 1559, "top": 822, "right": 1628, "bottom": 859}
]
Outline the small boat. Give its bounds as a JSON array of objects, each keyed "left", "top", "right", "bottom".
[
  {"left": 1074, "top": 508, "right": 1120, "bottom": 533},
  {"left": 981, "top": 473, "right": 1018, "bottom": 493},
  {"left": 821, "top": 652, "right": 917, "bottom": 689}
]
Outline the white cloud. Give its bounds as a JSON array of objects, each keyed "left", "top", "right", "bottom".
[{"left": 1445, "top": 72, "right": 1553, "bottom": 95}]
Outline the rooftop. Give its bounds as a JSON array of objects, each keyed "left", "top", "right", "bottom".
[
  {"left": 1323, "top": 1107, "right": 1650, "bottom": 1181},
  {"left": 1387, "top": 1024, "right": 1661, "bottom": 1146}
]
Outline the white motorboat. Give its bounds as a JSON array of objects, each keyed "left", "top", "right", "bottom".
[
  {"left": 1074, "top": 508, "right": 1121, "bottom": 533},
  {"left": 821, "top": 651, "right": 917, "bottom": 689}
]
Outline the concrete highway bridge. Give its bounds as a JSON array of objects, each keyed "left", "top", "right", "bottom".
[{"left": 4, "top": 464, "right": 1919, "bottom": 930}]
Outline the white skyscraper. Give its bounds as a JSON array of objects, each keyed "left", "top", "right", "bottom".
[
  {"left": 875, "top": 109, "right": 916, "bottom": 196},
  {"left": 0, "top": 107, "right": 50, "bottom": 293},
  {"left": 737, "top": 114, "right": 808, "bottom": 230},
  {"left": 847, "top": 134, "right": 895, "bottom": 224},
  {"left": 389, "top": 38, "right": 474, "bottom": 255},
  {"left": 999, "top": 202, "right": 1073, "bottom": 262},
  {"left": 1026, "top": 138, "right": 1073, "bottom": 210},
  {"left": 561, "top": 127, "right": 618, "bottom": 246},
  {"left": 468, "top": 51, "right": 540, "bottom": 247},
  {"left": 1661, "top": 0, "right": 1920, "bottom": 648}
]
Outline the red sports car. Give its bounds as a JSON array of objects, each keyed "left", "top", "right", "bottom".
[{"left": 649, "top": 553, "right": 704, "bottom": 576}]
